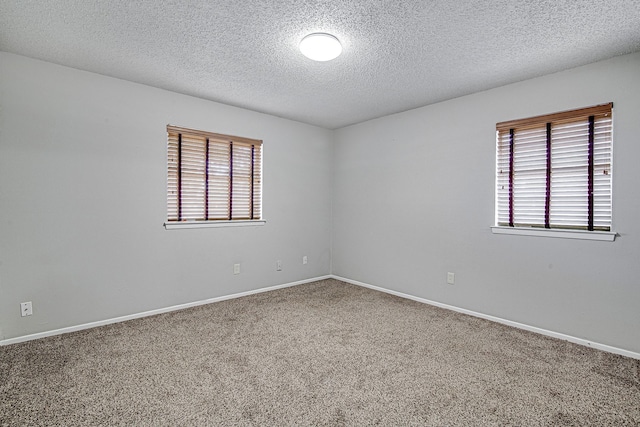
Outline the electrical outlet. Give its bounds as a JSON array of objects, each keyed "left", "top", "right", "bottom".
[
  {"left": 303, "top": 256, "right": 308, "bottom": 265},
  {"left": 276, "top": 260, "right": 282, "bottom": 271},
  {"left": 233, "top": 263, "right": 240, "bottom": 275},
  {"left": 21, "top": 301, "right": 33, "bottom": 317},
  {"left": 447, "top": 272, "right": 455, "bottom": 285}
]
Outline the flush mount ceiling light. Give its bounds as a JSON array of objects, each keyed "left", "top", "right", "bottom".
[{"left": 299, "top": 33, "right": 342, "bottom": 61}]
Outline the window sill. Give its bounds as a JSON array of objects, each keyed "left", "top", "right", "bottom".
[
  {"left": 490, "top": 226, "right": 616, "bottom": 241},
  {"left": 164, "top": 220, "right": 266, "bottom": 230}
]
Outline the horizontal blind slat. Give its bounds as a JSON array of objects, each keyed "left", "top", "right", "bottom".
[
  {"left": 167, "top": 127, "right": 262, "bottom": 222},
  {"left": 495, "top": 103, "right": 612, "bottom": 231}
]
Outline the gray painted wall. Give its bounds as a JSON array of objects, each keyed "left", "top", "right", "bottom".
[
  {"left": 2, "top": 51, "right": 639, "bottom": 355},
  {"left": 0, "top": 53, "right": 333, "bottom": 340},
  {"left": 332, "top": 52, "right": 640, "bottom": 354}
]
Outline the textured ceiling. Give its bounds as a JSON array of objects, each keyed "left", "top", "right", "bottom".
[{"left": 1, "top": 1, "right": 640, "bottom": 129}]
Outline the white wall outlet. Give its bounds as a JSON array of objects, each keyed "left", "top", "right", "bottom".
[
  {"left": 447, "top": 272, "right": 455, "bottom": 285},
  {"left": 276, "top": 260, "right": 282, "bottom": 271},
  {"left": 303, "top": 256, "right": 308, "bottom": 265},
  {"left": 21, "top": 301, "right": 33, "bottom": 317},
  {"left": 233, "top": 263, "right": 240, "bottom": 275}
]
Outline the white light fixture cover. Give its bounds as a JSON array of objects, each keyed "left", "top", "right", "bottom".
[{"left": 299, "top": 33, "right": 342, "bottom": 61}]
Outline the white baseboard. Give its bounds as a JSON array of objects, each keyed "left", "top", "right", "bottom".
[
  {"left": 0, "top": 275, "right": 332, "bottom": 346},
  {"left": 331, "top": 275, "right": 640, "bottom": 360},
  {"left": 5, "top": 274, "right": 638, "bottom": 360}
]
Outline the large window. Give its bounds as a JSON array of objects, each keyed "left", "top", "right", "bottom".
[
  {"left": 167, "top": 126, "right": 262, "bottom": 223},
  {"left": 496, "top": 103, "right": 612, "bottom": 232}
]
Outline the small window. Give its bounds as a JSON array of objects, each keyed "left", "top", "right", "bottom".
[
  {"left": 496, "top": 103, "right": 612, "bottom": 231},
  {"left": 167, "top": 126, "right": 262, "bottom": 222}
]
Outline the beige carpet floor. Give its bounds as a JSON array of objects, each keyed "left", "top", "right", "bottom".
[{"left": 1, "top": 279, "right": 639, "bottom": 426}]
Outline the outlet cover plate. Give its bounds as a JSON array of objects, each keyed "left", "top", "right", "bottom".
[
  {"left": 21, "top": 301, "right": 33, "bottom": 317},
  {"left": 447, "top": 272, "right": 455, "bottom": 285}
]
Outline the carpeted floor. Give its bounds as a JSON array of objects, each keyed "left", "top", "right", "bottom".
[{"left": 1, "top": 279, "right": 638, "bottom": 426}]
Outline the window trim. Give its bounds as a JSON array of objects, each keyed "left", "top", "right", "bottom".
[
  {"left": 166, "top": 125, "right": 263, "bottom": 224},
  {"left": 491, "top": 226, "right": 616, "bottom": 241},
  {"left": 495, "top": 103, "right": 613, "bottom": 234},
  {"left": 164, "top": 219, "right": 266, "bottom": 230}
]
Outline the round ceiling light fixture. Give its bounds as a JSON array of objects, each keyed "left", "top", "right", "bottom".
[{"left": 299, "top": 33, "right": 342, "bottom": 61}]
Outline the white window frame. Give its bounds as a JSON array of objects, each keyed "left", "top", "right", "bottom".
[
  {"left": 493, "top": 104, "right": 616, "bottom": 241},
  {"left": 164, "top": 126, "right": 264, "bottom": 230}
]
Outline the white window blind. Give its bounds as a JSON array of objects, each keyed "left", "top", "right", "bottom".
[
  {"left": 496, "top": 103, "right": 612, "bottom": 231},
  {"left": 167, "top": 126, "right": 262, "bottom": 222}
]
